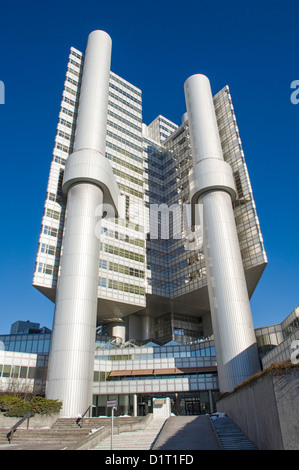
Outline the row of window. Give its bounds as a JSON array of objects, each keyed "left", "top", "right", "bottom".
[
  {"left": 66, "top": 75, "right": 79, "bottom": 88},
  {"left": 69, "top": 58, "right": 82, "bottom": 69},
  {"left": 57, "top": 129, "right": 71, "bottom": 141},
  {"left": 61, "top": 106, "right": 77, "bottom": 119},
  {"left": 107, "top": 372, "right": 217, "bottom": 382},
  {"left": 100, "top": 228, "right": 145, "bottom": 248},
  {"left": 96, "top": 347, "right": 215, "bottom": 360},
  {"left": 67, "top": 66, "right": 82, "bottom": 79},
  {"left": 107, "top": 130, "right": 143, "bottom": 154},
  {"left": 108, "top": 279, "right": 145, "bottom": 296},
  {"left": 55, "top": 142, "right": 69, "bottom": 153},
  {"left": 63, "top": 95, "right": 78, "bottom": 107},
  {"left": 37, "top": 262, "right": 57, "bottom": 276},
  {"left": 112, "top": 166, "right": 143, "bottom": 187},
  {"left": 109, "top": 82, "right": 142, "bottom": 106},
  {"left": 0, "top": 364, "right": 40, "bottom": 379},
  {"left": 53, "top": 155, "right": 66, "bottom": 166},
  {"left": 103, "top": 243, "right": 144, "bottom": 263},
  {"left": 98, "top": 277, "right": 145, "bottom": 295},
  {"left": 108, "top": 109, "right": 141, "bottom": 134},
  {"left": 47, "top": 191, "right": 64, "bottom": 204},
  {"left": 46, "top": 208, "right": 61, "bottom": 221},
  {"left": 104, "top": 260, "right": 144, "bottom": 278},
  {"left": 59, "top": 117, "right": 73, "bottom": 130},
  {"left": 43, "top": 225, "right": 62, "bottom": 238},
  {"left": 110, "top": 73, "right": 141, "bottom": 99},
  {"left": 106, "top": 140, "right": 142, "bottom": 164},
  {"left": 70, "top": 48, "right": 82, "bottom": 60},
  {"left": 118, "top": 182, "right": 143, "bottom": 199},
  {"left": 64, "top": 85, "right": 79, "bottom": 98},
  {"left": 108, "top": 98, "right": 142, "bottom": 124},
  {"left": 108, "top": 119, "right": 142, "bottom": 143},
  {"left": 0, "top": 336, "right": 51, "bottom": 354},
  {"left": 106, "top": 152, "right": 142, "bottom": 176},
  {"left": 40, "top": 243, "right": 56, "bottom": 256},
  {"left": 109, "top": 91, "right": 141, "bottom": 116}
]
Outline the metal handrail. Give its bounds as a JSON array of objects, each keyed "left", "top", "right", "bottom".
[
  {"left": 6, "top": 412, "right": 31, "bottom": 444},
  {"left": 76, "top": 405, "right": 91, "bottom": 428}
]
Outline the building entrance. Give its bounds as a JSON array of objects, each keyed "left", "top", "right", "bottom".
[{"left": 184, "top": 397, "right": 201, "bottom": 415}]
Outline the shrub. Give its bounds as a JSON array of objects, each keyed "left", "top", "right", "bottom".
[
  {"left": 31, "top": 397, "right": 62, "bottom": 415},
  {"left": 5, "top": 401, "right": 32, "bottom": 418},
  {"left": 0, "top": 394, "right": 62, "bottom": 417},
  {"left": 0, "top": 395, "right": 21, "bottom": 412}
]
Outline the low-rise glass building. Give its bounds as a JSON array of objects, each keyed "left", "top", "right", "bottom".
[{"left": 1, "top": 305, "right": 298, "bottom": 416}]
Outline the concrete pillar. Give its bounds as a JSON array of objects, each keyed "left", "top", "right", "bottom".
[
  {"left": 209, "top": 390, "right": 214, "bottom": 413},
  {"left": 141, "top": 315, "right": 155, "bottom": 340},
  {"left": 133, "top": 394, "right": 138, "bottom": 417},
  {"left": 112, "top": 321, "right": 126, "bottom": 344},
  {"left": 184, "top": 74, "right": 260, "bottom": 392},
  {"left": 46, "top": 30, "right": 120, "bottom": 416},
  {"left": 123, "top": 395, "right": 130, "bottom": 415}
]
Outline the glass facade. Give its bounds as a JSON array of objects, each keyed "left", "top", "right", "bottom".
[
  {"left": 26, "top": 35, "right": 271, "bottom": 414},
  {"left": 0, "top": 333, "right": 51, "bottom": 354},
  {"left": 0, "top": 350, "right": 48, "bottom": 395},
  {"left": 92, "top": 391, "right": 215, "bottom": 417},
  {"left": 255, "top": 325, "right": 284, "bottom": 356},
  {"left": 33, "top": 44, "right": 267, "bottom": 347},
  {"left": 1, "top": 303, "right": 298, "bottom": 415},
  {"left": 282, "top": 305, "right": 299, "bottom": 339}
]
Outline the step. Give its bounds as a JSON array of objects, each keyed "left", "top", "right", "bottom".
[
  {"left": 211, "top": 416, "right": 256, "bottom": 450},
  {"left": 51, "top": 417, "right": 143, "bottom": 430},
  {"left": 92, "top": 418, "right": 166, "bottom": 451},
  {"left": 0, "top": 415, "right": 146, "bottom": 449}
]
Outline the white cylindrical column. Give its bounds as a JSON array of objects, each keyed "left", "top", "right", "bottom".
[
  {"left": 74, "top": 30, "right": 112, "bottom": 154},
  {"left": 184, "top": 74, "right": 260, "bottom": 392},
  {"left": 46, "top": 183, "right": 103, "bottom": 415},
  {"left": 112, "top": 322, "right": 126, "bottom": 345},
  {"left": 46, "top": 31, "right": 113, "bottom": 416}
]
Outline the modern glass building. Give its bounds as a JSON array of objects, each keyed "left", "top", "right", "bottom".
[
  {"left": 1, "top": 306, "right": 298, "bottom": 416},
  {"left": 27, "top": 30, "right": 268, "bottom": 416}
]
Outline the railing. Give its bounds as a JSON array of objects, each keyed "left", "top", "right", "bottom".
[
  {"left": 76, "top": 405, "right": 91, "bottom": 428},
  {"left": 6, "top": 412, "right": 31, "bottom": 444}
]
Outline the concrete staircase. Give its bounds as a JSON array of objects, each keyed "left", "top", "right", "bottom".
[
  {"left": 0, "top": 416, "right": 144, "bottom": 450},
  {"left": 211, "top": 415, "right": 256, "bottom": 450},
  {"left": 92, "top": 418, "right": 167, "bottom": 450}
]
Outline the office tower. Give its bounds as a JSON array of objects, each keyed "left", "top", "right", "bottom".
[{"left": 33, "top": 30, "right": 267, "bottom": 416}]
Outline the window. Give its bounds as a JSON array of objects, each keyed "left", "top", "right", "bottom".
[
  {"left": 174, "top": 328, "right": 184, "bottom": 336},
  {"left": 98, "top": 277, "right": 107, "bottom": 287},
  {"left": 38, "top": 263, "right": 54, "bottom": 275},
  {"left": 20, "top": 366, "right": 27, "bottom": 378},
  {"left": 11, "top": 366, "right": 19, "bottom": 378},
  {"left": 43, "top": 225, "right": 61, "bottom": 238},
  {"left": 46, "top": 208, "right": 60, "bottom": 220},
  {"left": 41, "top": 243, "right": 56, "bottom": 256},
  {"left": 2, "top": 365, "right": 11, "bottom": 377}
]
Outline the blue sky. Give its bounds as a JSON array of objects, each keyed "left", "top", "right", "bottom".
[{"left": 0, "top": 0, "right": 298, "bottom": 334}]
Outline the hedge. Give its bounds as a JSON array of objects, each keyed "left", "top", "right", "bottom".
[{"left": 0, "top": 395, "right": 62, "bottom": 417}]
